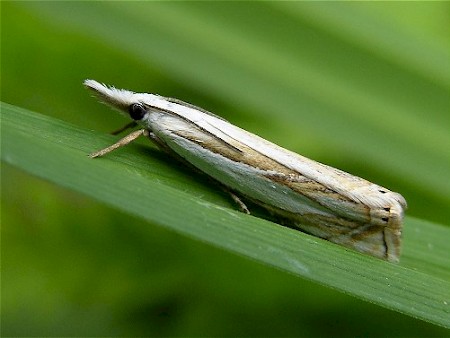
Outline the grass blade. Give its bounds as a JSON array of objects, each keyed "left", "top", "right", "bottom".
[{"left": 2, "top": 102, "right": 449, "bottom": 328}]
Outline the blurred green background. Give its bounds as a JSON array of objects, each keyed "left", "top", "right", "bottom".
[{"left": 2, "top": 2, "right": 449, "bottom": 336}]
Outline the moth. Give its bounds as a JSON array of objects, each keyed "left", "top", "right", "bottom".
[{"left": 84, "top": 79, "right": 407, "bottom": 262}]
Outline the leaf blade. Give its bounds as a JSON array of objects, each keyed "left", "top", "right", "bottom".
[{"left": 2, "top": 102, "right": 449, "bottom": 328}]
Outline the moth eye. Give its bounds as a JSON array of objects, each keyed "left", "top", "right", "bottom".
[{"left": 128, "top": 103, "right": 147, "bottom": 120}]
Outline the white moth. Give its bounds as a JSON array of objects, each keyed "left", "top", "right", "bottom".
[{"left": 84, "top": 79, "right": 407, "bottom": 262}]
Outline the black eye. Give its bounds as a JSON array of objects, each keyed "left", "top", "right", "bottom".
[{"left": 128, "top": 103, "right": 146, "bottom": 120}]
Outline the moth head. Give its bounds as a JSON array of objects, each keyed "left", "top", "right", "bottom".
[
  {"left": 128, "top": 103, "right": 147, "bottom": 121},
  {"left": 84, "top": 79, "right": 150, "bottom": 121}
]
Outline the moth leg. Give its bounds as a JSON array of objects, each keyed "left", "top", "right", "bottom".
[
  {"left": 110, "top": 121, "right": 138, "bottom": 135},
  {"left": 227, "top": 189, "right": 250, "bottom": 214},
  {"left": 142, "top": 131, "right": 183, "bottom": 159},
  {"left": 90, "top": 129, "right": 149, "bottom": 158}
]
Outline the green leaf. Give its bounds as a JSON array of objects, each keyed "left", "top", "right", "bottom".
[
  {"left": 2, "top": 102, "right": 449, "bottom": 328},
  {"left": 3, "top": 2, "right": 449, "bottom": 334}
]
